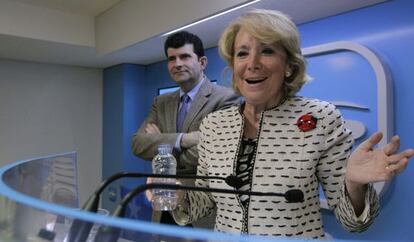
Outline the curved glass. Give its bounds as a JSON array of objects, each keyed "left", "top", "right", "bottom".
[{"left": 1, "top": 152, "right": 372, "bottom": 242}]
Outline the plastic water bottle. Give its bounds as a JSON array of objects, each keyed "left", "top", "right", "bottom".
[{"left": 152, "top": 143, "right": 177, "bottom": 211}]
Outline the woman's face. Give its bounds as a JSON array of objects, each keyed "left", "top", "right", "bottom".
[{"left": 233, "top": 28, "right": 291, "bottom": 109}]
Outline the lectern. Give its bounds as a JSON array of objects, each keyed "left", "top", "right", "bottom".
[{"left": 0, "top": 152, "right": 379, "bottom": 242}]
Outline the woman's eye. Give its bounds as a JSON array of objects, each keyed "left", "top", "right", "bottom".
[
  {"left": 235, "top": 51, "right": 248, "bottom": 58},
  {"left": 262, "top": 48, "right": 275, "bottom": 54}
]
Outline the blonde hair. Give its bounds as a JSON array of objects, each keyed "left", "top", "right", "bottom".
[{"left": 219, "top": 9, "right": 309, "bottom": 96}]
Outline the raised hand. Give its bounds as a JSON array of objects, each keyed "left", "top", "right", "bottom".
[{"left": 346, "top": 132, "right": 414, "bottom": 185}]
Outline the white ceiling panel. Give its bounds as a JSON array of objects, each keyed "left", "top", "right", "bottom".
[{"left": 0, "top": 0, "right": 388, "bottom": 67}]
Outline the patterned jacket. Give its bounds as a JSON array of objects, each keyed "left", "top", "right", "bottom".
[{"left": 173, "top": 96, "right": 379, "bottom": 239}]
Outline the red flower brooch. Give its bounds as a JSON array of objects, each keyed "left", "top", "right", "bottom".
[{"left": 296, "top": 114, "right": 317, "bottom": 132}]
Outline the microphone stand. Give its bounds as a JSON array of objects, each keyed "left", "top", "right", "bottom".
[
  {"left": 93, "top": 183, "right": 304, "bottom": 242},
  {"left": 67, "top": 172, "right": 239, "bottom": 242},
  {"left": 81, "top": 172, "right": 234, "bottom": 213}
]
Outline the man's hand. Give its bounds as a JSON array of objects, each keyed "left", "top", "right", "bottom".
[
  {"left": 145, "top": 123, "right": 161, "bottom": 134},
  {"left": 181, "top": 131, "right": 200, "bottom": 149}
]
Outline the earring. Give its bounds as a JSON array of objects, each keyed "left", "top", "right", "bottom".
[{"left": 285, "top": 71, "right": 291, "bottom": 77}]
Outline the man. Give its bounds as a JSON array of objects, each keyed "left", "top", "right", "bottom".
[{"left": 132, "top": 31, "right": 240, "bottom": 227}]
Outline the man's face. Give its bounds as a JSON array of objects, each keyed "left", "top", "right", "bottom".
[{"left": 167, "top": 44, "right": 207, "bottom": 91}]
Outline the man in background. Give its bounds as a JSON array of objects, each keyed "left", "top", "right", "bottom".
[{"left": 132, "top": 31, "right": 240, "bottom": 228}]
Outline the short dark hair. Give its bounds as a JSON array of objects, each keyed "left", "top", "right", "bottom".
[{"left": 164, "top": 31, "right": 205, "bottom": 58}]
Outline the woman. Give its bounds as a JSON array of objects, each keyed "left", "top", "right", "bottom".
[{"left": 170, "top": 9, "right": 413, "bottom": 238}]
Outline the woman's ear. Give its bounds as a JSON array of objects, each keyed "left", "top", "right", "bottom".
[{"left": 285, "top": 63, "right": 294, "bottom": 78}]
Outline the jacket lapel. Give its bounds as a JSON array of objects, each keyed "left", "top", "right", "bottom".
[
  {"left": 169, "top": 91, "right": 180, "bottom": 132},
  {"left": 182, "top": 79, "right": 212, "bottom": 131}
]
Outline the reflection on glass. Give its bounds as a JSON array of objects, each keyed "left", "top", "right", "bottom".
[
  {"left": 86, "top": 208, "right": 109, "bottom": 242},
  {"left": 0, "top": 153, "right": 79, "bottom": 241}
]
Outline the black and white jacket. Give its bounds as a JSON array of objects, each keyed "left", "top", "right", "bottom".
[{"left": 173, "top": 96, "right": 379, "bottom": 239}]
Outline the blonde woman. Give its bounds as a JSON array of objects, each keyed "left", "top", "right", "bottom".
[{"left": 169, "top": 9, "right": 413, "bottom": 238}]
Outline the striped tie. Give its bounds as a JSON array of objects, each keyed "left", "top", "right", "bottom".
[{"left": 176, "top": 94, "right": 190, "bottom": 132}]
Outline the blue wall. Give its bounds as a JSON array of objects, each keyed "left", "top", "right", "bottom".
[
  {"left": 103, "top": 0, "right": 414, "bottom": 240},
  {"left": 102, "top": 64, "right": 150, "bottom": 210},
  {"left": 298, "top": 0, "right": 414, "bottom": 241}
]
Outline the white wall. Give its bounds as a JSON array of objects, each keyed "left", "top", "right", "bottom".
[
  {"left": 95, "top": 0, "right": 247, "bottom": 55},
  {"left": 0, "top": 59, "right": 102, "bottom": 203},
  {"left": 0, "top": 0, "right": 95, "bottom": 47}
]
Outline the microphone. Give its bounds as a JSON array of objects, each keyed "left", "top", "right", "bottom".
[
  {"left": 66, "top": 172, "right": 243, "bottom": 242},
  {"left": 94, "top": 183, "right": 304, "bottom": 242},
  {"left": 224, "top": 175, "right": 243, "bottom": 189},
  {"left": 81, "top": 172, "right": 242, "bottom": 212}
]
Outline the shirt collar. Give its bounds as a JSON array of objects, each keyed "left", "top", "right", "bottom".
[{"left": 179, "top": 75, "right": 205, "bottom": 101}]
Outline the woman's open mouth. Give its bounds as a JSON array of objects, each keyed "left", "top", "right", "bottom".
[{"left": 245, "top": 77, "right": 267, "bottom": 84}]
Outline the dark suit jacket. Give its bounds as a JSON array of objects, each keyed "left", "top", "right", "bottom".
[{"left": 132, "top": 79, "right": 240, "bottom": 174}]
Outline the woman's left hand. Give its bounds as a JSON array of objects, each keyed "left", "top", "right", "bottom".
[{"left": 346, "top": 132, "right": 414, "bottom": 186}]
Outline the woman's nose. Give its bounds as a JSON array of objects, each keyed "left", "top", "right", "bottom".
[{"left": 247, "top": 53, "right": 261, "bottom": 71}]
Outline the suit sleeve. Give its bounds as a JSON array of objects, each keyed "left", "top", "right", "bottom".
[
  {"left": 176, "top": 89, "right": 240, "bottom": 173},
  {"left": 177, "top": 146, "right": 199, "bottom": 174},
  {"left": 132, "top": 96, "right": 179, "bottom": 161},
  {"left": 317, "top": 103, "right": 379, "bottom": 232},
  {"left": 214, "top": 87, "right": 241, "bottom": 111},
  {"left": 133, "top": 87, "right": 239, "bottom": 167},
  {"left": 172, "top": 115, "right": 216, "bottom": 225}
]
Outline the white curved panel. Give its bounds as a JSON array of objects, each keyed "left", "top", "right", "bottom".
[{"left": 302, "top": 41, "right": 394, "bottom": 208}]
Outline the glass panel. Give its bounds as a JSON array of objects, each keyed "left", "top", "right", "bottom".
[
  {"left": 1, "top": 152, "right": 380, "bottom": 242},
  {"left": 0, "top": 152, "right": 79, "bottom": 241}
]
